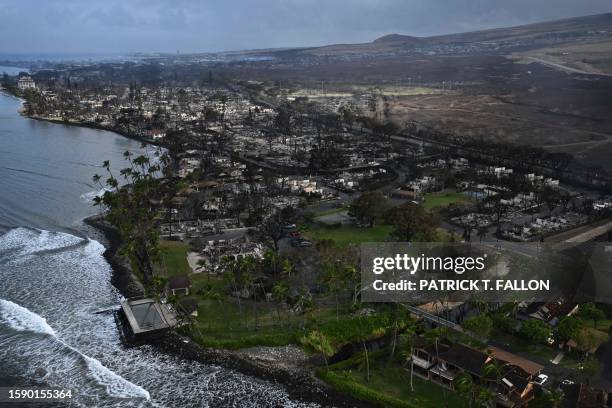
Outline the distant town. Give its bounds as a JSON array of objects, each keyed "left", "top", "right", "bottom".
[{"left": 2, "top": 11, "right": 612, "bottom": 408}]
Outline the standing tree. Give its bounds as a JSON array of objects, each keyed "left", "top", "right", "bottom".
[
  {"left": 272, "top": 281, "right": 289, "bottom": 325},
  {"left": 455, "top": 373, "right": 477, "bottom": 408},
  {"left": 519, "top": 320, "right": 551, "bottom": 344},
  {"left": 554, "top": 315, "right": 582, "bottom": 343},
  {"left": 386, "top": 202, "right": 439, "bottom": 242},
  {"left": 577, "top": 303, "right": 606, "bottom": 329},
  {"left": 349, "top": 191, "right": 388, "bottom": 227},
  {"left": 93, "top": 149, "right": 164, "bottom": 282},
  {"left": 463, "top": 315, "right": 493, "bottom": 339}
]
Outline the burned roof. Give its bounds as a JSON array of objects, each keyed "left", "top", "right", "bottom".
[
  {"left": 503, "top": 371, "right": 530, "bottom": 392},
  {"left": 412, "top": 337, "right": 452, "bottom": 355},
  {"left": 437, "top": 343, "right": 489, "bottom": 376},
  {"left": 168, "top": 275, "right": 192, "bottom": 289}
]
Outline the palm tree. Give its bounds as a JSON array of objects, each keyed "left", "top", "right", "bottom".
[
  {"left": 399, "top": 332, "right": 417, "bottom": 392},
  {"left": 294, "top": 288, "right": 313, "bottom": 329},
  {"left": 425, "top": 327, "right": 448, "bottom": 406},
  {"left": 281, "top": 258, "right": 294, "bottom": 280},
  {"left": 547, "top": 390, "right": 565, "bottom": 407},
  {"left": 482, "top": 357, "right": 511, "bottom": 402},
  {"left": 388, "top": 304, "right": 412, "bottom": 363},
  {"left": 263, "top": 250, "right": 279, "bottom": 279},
  {"left": 239, "top": 256, "right": 258, "bottom": 329},
  {"left": 320, "top": 259, "right": 344, "bottom": 320},
  {"left": 355, "top": 312, "right": 371, "bottom": 383},
  {"left": 272, "top": 282, "right": 289, "bottom": 325},
  {"left": 221, "top": 257, "right": 243, "bottom": 323},
  {"left": 475, "top": 387, "right": 496, "bottom": 408},
  {"left": 455, "top": 373, "right": 476, "bottom": 408}
]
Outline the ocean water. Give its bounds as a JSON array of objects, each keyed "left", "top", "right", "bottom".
[
  {"left": 0, "top": 93, "right": 317, "bottom": 407},
  {"left": 0, "top": 65, "right": 28, "bottom": 76}
]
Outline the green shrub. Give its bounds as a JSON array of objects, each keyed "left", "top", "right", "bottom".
[{"left": 492, "top": 313, "right": 516, "bottom": 333}]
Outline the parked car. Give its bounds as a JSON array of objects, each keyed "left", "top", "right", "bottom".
[
  {"left": 288, "top": 231, "right": 301, "bottom": 238},
  {"left": 290, "top": 238, "right": 313, "bottom": 247},
  {"left": 534, "top": 374, "right": 549, "bottom": 386},
  {"left": 557, "top": 379, "right": 575, "bottom": 392}
]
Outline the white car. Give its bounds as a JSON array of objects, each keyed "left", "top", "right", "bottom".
[{"left": 534, "top": 374, "right": 549, "bottom": 386}]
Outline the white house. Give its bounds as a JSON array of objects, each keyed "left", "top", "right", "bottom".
[{"left": 17, "top": 75, "right": 36, "bottom": 91}]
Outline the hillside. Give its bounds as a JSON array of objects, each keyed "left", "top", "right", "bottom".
[{"left": 291, "top": 12, "right": 612, "bottom": 57}]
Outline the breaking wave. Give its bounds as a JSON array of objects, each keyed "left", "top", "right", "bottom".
[
  {"left": 0, "top": 298, "right": 150, "bottom": 400},
  {"left": 0, "top": 225, "right": 314, "bottom": 407},
  {"left": 80, "top": 187, "right": 110, "bottom": 203},
  {"left": 84, "top": 356, "right": 151, "bottom": 400},
  {"left": 0, "top": 228, "right": 83, "bottom": 257},
  {"left": 0, "top": 298, "right": 56, "bottom": 336}
]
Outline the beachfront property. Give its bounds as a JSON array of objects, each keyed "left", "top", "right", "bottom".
[
  {"left": 409, "top": 340, "right": 543, "bottom": 407},
  {"left": 117, "top": 297, "right": 180, "bottom": 342},
  {"left": 17, "top": 75, "right": 36, "bottom": 91}
]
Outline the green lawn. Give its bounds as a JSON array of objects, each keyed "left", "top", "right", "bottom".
[
  {"left": 559, "top": 355, "right": 601, "bottom": 376},
  {"left": 319, "top": 358, "right": 466, "bottom": 408},
  {"left": 315, "top": 205, "right": 349, "bottom": 217},
  {"left": 422, "top": 192, "right": 472, "bottom": 209},
  {"left": 180, "top": 273, "right": 345, "bottom": 349},
  {"left": 158, "top": 240, "right": 192, "bottom": 277},
  {"left": 180, "top": 273, "right": 300, "bottom": 348},
  {"left": 583, "top": 319, "right": 612, "bottom": 331},
  {"left": 303, "top": 225, "right": 392, "bottom": 247}
]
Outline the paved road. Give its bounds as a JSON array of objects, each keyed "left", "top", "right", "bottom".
[{"left": 526, "top": 56, "right": 610, "bottom": 76}]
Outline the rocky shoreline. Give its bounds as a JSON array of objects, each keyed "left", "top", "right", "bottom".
[{"left": 83, "top": 214, "right": 371, "bottom": 408}]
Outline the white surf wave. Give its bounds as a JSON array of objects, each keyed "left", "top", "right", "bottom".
[
  {"left": 84, "top": 355, "right": 151, "bottom": 400},
  {"left": 0, "top": 228, "right": 83, "bottom": 256},
  {"left": 0, "top": 298, "right": 150, "bottom": 400},
  {"left": 0, "top": 299, "right": 56, "bottom": 336},
  {"left": 80, "top": 187, "right": 110, "bottom": 203}
]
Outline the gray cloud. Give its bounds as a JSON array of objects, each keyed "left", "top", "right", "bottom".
[{"left": 1, "top": 0, "right": 611, "bottom": 54}]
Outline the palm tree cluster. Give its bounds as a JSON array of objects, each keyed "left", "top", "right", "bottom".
[{"left": 93, "top": 147, "right": 169, "bottom": 281}]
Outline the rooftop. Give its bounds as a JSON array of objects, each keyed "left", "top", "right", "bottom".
[{"left": 121, "top": 298, "right": 179, "bottom": 335}]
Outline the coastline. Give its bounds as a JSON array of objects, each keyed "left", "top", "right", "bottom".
[
  {"left": 2, "top": 89, "right": 371, "bottom": 407},
  {"left": 25, "top": 115, "right": 164, "bottom": 148},
  {"left": 83, "top": 214, "right": 370, "bottom": 408},
  {"left": 0, "top": 88, "right": 162, "bottom": 147}
]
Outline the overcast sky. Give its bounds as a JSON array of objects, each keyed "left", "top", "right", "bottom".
[{"left": 1, "top": 0, "right": 612, "bottom": 54}]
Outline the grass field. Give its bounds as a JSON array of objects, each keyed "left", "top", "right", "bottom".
[
  {"left": 422, "top": 192, "right": 472, "bottom": 209},
  {"left": 178, "top": 273, "right": 306, "bottom": 348},
  {"left": 303, "top": 225, "right": 392, "bottom": 247},
  {"left": 320, "top": 356, "right": 465, "bottom": 408},
  {"left": 314, "top": 205, "right": 349, "bottom": 217},
  {"left": 158, "top": 240, "right": 192, "bottom": 277}
]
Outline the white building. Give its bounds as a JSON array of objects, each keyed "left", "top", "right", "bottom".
[{"left": 17, "top": 76, "right": 36, "bottom": 91}]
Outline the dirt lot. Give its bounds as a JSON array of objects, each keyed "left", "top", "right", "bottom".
[
  {"left": 226, "top": 52, "right": 612, "bottom": 171},
  {"left": 510, "top": 39, "right": 612, "bottom": 76}
]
